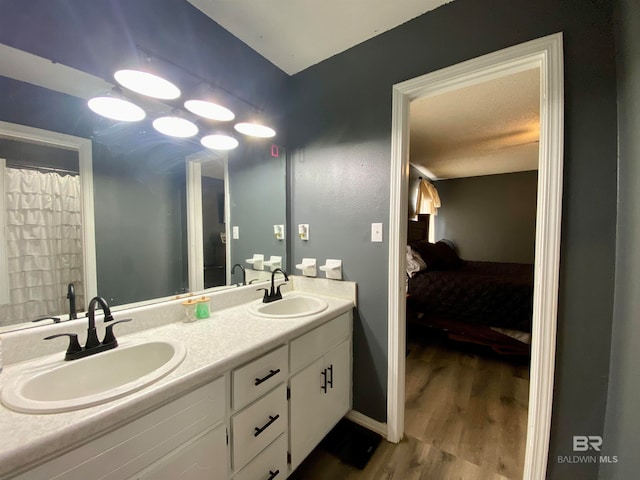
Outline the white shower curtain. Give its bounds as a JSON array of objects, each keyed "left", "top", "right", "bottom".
[{"left": 0, "top": 167, "right": 84, "bottom": 326}]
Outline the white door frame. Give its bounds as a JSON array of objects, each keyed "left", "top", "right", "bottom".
[
  {"left": 387, "top": 33, "right": 564, "bottom": 479},
  {"left": 186, "top": 153, "right": 231, "bottom": 292}
]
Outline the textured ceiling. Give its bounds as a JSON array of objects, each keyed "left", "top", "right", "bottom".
[
  {"left": 410, "top": 68, "right": 541, "bottom": 180},
  {"left": 186, "top": 0, "right": 453, "bottom": 75}
]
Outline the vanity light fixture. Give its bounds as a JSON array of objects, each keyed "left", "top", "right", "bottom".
[
  {"left": 152, "top": 116, "right": 198, "bottom": 138},
  {"left": 234, "top": 122, "right": 276, "bottom": 138},
  {"left": 87, "top": 89, "right": 146, "bottom": 122},
  {"left": 184, "top": 100, "right": 235, "bottom": 122},
  {"left": 114, "top": 69, "right": 181, "bottom": 100},
  {"left": 201, "top": 134, "right": 239, "bottom": 151}
]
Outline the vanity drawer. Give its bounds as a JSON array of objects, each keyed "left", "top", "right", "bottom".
[
  {"left": 233, "top": 345, "right": 287, "bottom": 410},
  {"left": 290, "top": 312, "right": 350, "bottom": 373},
  {"left": 232, "top": 384, "right": 287, "bottom": 471},
  {"left": 233, "top": 433, "right": 287, "bottom": 480}
]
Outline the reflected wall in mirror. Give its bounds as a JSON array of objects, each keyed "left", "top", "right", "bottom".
[
  {"left": 228, "top": 144, "right": 287, "bottom": 283},
  {"left": 0, "top": 8, "right": 288, "bottom": 331},
  {"left": 187, "top": 145, "right": 287, "bottom": 293}
]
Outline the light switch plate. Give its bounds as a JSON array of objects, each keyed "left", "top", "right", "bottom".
[
  {"left": 371, "top": 223, "right": 383, "bottom": 242},
  {"left": 232, "top": 226, "right": 239, "bottom": 239}
]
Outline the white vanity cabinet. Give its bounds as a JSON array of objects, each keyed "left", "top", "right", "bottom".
[
  {"left": 12, "top": 377, "right": 228, "bottom": 480},
  {"left": 6, "top": 304, "right": 353, "bottom": 480},
  {"left": 288, "top": 313, "right": 352, "bottom": 471}
]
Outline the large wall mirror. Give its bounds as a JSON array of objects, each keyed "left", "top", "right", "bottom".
[{"left": 0, "top": 44, "right": 287, "bottom": 332}]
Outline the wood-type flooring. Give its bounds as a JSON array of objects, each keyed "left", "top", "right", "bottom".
[{"left": 289, "top": 333, "right": 529, "bottom": 480}]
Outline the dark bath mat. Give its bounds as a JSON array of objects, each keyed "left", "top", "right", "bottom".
[{"left": 320, "top": 419, "right": 382, "bottom": 469}]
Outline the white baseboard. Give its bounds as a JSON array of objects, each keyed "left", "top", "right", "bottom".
[{"left": 345, "top": 410, "right": 388, "bottom": 439}]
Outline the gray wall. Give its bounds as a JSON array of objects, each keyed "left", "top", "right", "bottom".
[
  {"left": 92, "top": 142, "right": 188, "bottom": 305},
  {"left": 434, "top": 172, "right": 537, "bottom": 264},
  {"left": 228, "top": 144, "right": 287, "bottom": 279},
  {"left": 601, "top": 0, "right": 640, "bottom": 477},
  {"left": 288, "top": 1, "right": 618, "bottom": 478}
]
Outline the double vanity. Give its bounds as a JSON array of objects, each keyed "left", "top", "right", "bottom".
[{"left": 0, "top": 277, "right": 356, "bottom": 480}]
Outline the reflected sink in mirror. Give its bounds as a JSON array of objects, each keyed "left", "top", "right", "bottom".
[
  {"left": 248, "top": 294, "right": 328, "bottom": 319},
  {"left": 1, "top": 338, "right": 186, "bottom": 414}
]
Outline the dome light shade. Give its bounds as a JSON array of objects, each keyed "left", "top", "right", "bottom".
[
  {"left": 87, "top": 96, "right": 146, "bottom": 122},
  {"left": 201, "top": 134, "right": 239, "bottom": 151},
  {"left": 152, "top": 116, "right": 198, "bottom": 138},
  {"left": 184, "top": 100, "right": 235, "bottom": 121},
  {"left": 234, "top": 122, "right": 276, "bottom": 138},
  {"left": 114, "top": 69, "right": 181, "bottom": 100}
]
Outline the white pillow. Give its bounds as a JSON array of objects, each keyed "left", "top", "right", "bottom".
[{"left": 406, "top": 246, "right": 427, "bottom": 278}]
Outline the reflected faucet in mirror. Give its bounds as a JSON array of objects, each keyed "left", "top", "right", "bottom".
[
  {"left": 32, "top": 316, "right": 61, "bottom": 324},
  {"left": 44, "top": 296, "right": 131, "bottom": 361},
  {"left": 67, "top": 283, "right": 77, "bottom": 320},
  {"left": 231, "top": 263, "right": 246, "bottom": 286}
]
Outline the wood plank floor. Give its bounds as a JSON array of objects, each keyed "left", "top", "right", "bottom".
[{"left": 289, "top": 334, "right": 529, "bottom": 480}]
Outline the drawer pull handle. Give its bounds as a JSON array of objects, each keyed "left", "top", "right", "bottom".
[
  {"left": 321, "top": 368, "right": 328, "bottom": 393},
  {"left": 327, "top": 364, "right": 334, "bottom": 388},
  {"left": 254, "top": 414, "right": 280, "bottom": 437},
  {"left": 267, "top": 469, "right": 280, "bottom": 480},
  {"left": 255, "top": 368, "right": 281, "bottom": 386}
]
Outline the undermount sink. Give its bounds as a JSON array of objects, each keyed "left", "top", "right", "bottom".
[
  {"left": 248, "top": 294, "right": 328, "bottom": 318},
  {"left": 1, "top": 338, "right": 186, "bottom": 414}
]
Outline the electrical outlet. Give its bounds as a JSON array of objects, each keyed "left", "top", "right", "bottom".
[
  {"left": 232, "top": 226, "right": 239, "bottom": 239},
  {"left": 371, "top": 223, "right": 383, "bottom": 242}
]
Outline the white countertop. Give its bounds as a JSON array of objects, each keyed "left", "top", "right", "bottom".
[{"left": 0, "top": 292, "right": 354, "bottom": 479}]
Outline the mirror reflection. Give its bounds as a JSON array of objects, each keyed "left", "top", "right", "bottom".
[
  {"left": 0, "top": 58, "right": 287, "bottom": 332},
  {"left": 0, "top": 138, "right": 85, "bottom": 323}
]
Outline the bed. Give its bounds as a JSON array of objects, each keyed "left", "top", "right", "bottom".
[{"left": 406, "top": 220, "right": 533, "bottom": 356}]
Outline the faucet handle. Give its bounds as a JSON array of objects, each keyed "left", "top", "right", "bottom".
[
  {"left": 44, "top": 333, "right": 82, "bottom": 360},
  {"left": 33, "top": 316, "right": 61, "bottom": 324},
  {"left": 102, "top": 319, "right": 132, "bottom": 346},
  {"left": 256, "top": 288, "right": 270, "bottom": 302},
  {"left": 274, "top": 284, "right": 285, "bottom": 299}
]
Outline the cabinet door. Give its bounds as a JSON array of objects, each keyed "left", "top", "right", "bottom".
[
  {"left": 288, "top": 357, "right": 325, "bottom": 470},
  {"left": 135, "top": 423, "right": 228, "bottom": 480},
  {"left": 289, "top": 340, "right": 352, "bottom": 471},
  {"left": 323, "top": 340, "right": 351, "bottom": 429}
]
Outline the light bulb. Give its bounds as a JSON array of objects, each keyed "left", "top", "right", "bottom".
[{"left": 152, "top": 116, "right": 198, "bottom": 138}]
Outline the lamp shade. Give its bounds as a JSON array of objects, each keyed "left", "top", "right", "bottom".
[
  {"left": 114, "top": 69, "right": 181, "bottom": 100},
  {"left": 234, "top": 122, "right": 276, "bottom": 138},
  {"left": 152, "top": 116, "right": 198, "bottom": 138},
  {"left": 87, "top": 96, "right": 145, "bottom": 122},
  {"left": 184, "top": 100, "right": 235, "bottom": 121},
  {"left": 201, "top": 134, "right": 239, "bottom": 151}
]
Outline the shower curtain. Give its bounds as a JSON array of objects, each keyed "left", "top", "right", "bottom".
[{"left": 0, "top": 167, "right": 84, "bottom": 326}]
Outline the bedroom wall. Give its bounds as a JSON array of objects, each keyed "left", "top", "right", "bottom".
[
  {"left": 601, "top": 0, "right": 640, "bottom": 477},
  {"left": 288, "top": 0, "right": 618, "bottom": 478},
  {"left": 433, "top": 171, "right": 538, "bottom": 264}
]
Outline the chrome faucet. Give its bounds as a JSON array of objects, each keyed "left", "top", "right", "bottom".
[
  {"left": 258, "top": 268, "right": 289, "bottom": 303},
  {"left": 231, "top": 263, "right": 246, "bottom": 286},
  {"left": 44, "top": 296, "right": 131, "bottom": 361}
]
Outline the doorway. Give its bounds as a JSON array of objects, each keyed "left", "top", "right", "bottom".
[
  {"left": 387, "top": 33, "right": 564, "bottom": 479},
  {"left": 186, "top": 153, "right": 231, "bottom": 292}
]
